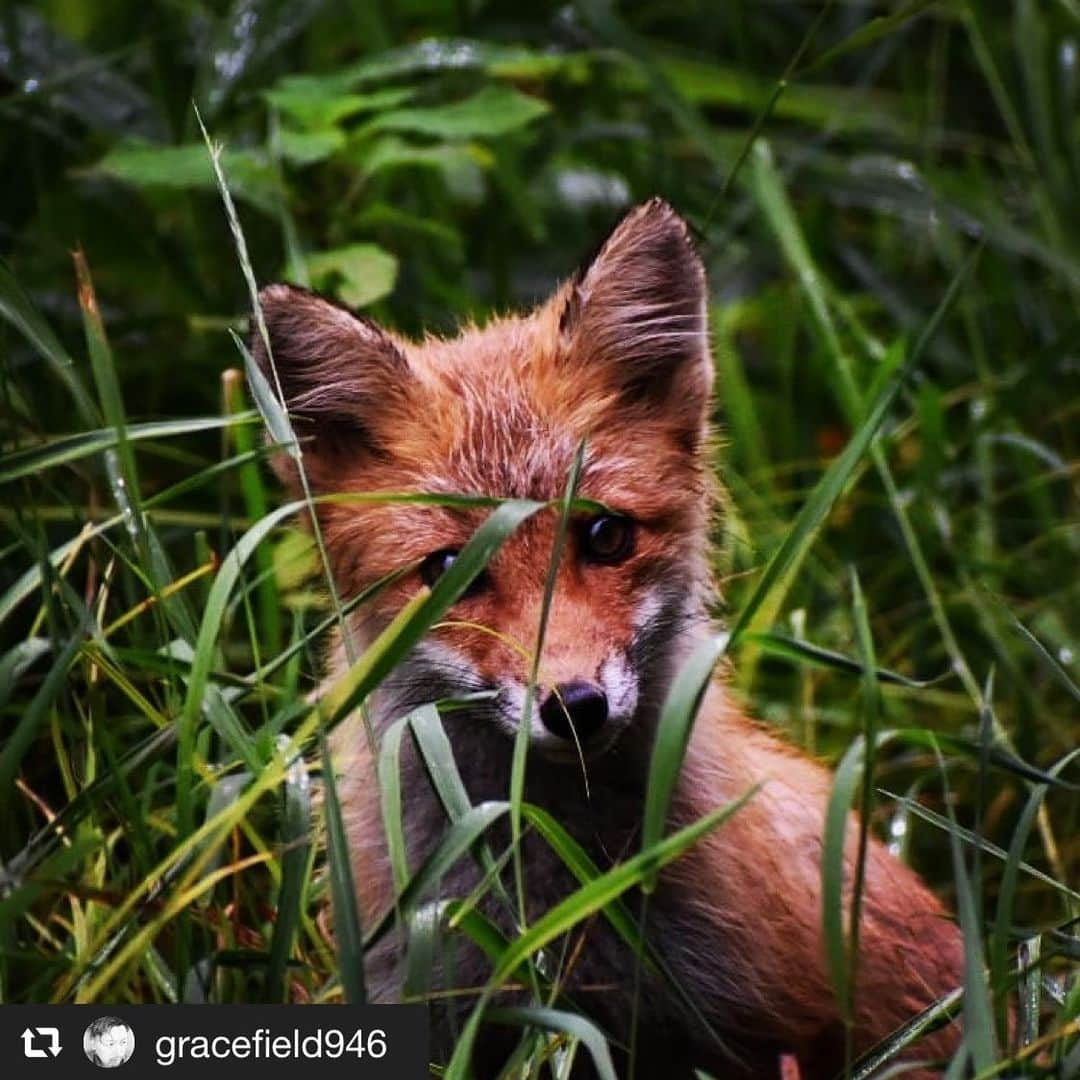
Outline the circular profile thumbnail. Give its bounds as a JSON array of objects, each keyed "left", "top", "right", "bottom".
[{"left": 83, "top": 1017, "right": 135, "bottom": 1068}]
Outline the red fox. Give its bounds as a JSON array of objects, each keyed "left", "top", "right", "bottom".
[{"left": 253, "top": 198, "right": 964, "bottom": 1077}]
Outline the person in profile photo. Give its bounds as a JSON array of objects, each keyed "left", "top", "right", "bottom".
[{"left": 83, "top": 1017, "right": 135, "bottom": 1068}]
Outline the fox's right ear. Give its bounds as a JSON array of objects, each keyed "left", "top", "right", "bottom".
[
  {"left": 557, "top": 198, "right": 712, "bottom": 444},
  {"left": 249, "top": 284, "right": 413, "bottom": 490}
]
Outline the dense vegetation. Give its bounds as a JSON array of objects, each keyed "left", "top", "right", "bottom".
[{"left": 1, "top": 1, "right": 1077, "bottom": 1076}]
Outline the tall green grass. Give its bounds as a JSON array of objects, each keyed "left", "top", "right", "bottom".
[{"left": 1, "top": 1, "right": 1077, "bottom": 1075}]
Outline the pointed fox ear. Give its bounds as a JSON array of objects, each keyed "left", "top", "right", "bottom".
[
  {"left": 249, "top": 284, "right": 413, "bottom": 489},
  {"left": 558, "top": 198, "right": 712, "bottom": 437}
]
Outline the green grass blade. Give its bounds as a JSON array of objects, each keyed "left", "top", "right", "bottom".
[
  {"left": 640, "top": 633, "right": 729, "bottom": 890},
  {"left": 0, "top": 622, "right": 86, "bottom": 816},
  {"left": 445, "top": 785, "right": 759, "bottom": 1078},
  {"left": 487, "top": 1006, "right": 617, "bottom": 1080},
  {"left": 0, "top": 414, "right": 258, "bottom": 486},
  {"left": 178, "top": 498, "right": 307, "bottom": 841},
  {"left": 745, "top": 632, "right": 949, "bottom": 688},
  {"left": 0, "top": 255, "right": 98, "bottom": 426},
  {"left": 822, "top": 736, "right": 864, "bottom": 1024},
  {"left": 728, "top": 230, "right": 979, "bottom": 648},
  {"left": 377, "top": 712, "right": 412, "bottom": 893},
  {"left": 265, "top": 738, "right": 312, "bottom": 1002},
  {"left": 320, "top": 725, "right": 366, "bottom": 1005},
  {"left": 363, "top": 801, "right": 511, "bottom": 951},
  {"left": 931, "top": 735, "right": 998, "bottom": 1072},
  {"left": 802, "top": 0, "right": 941, "bottom": 75},
  {"left": 846, "top": 567, "right": 880, "bottom": 1074},
  {"left": 880, "top": 791, "right": 1080, "bottom": 904},
  {"left": 73, "top": 250, "right": 147, "bottom": 550},
  {"left": 849, "top": 987, "right": 965, "bottom": 1080},
  {"left": 319, "top": 499, "right": 543, "bottom": 726},
  {"left": 988, "top": 747, "right": 1080, "bottom": 1031}
]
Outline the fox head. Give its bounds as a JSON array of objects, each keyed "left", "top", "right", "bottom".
[{"left": 253, "top": 198, "right": 715, "bottom": 759}]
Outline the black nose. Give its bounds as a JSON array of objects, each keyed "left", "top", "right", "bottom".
[{"left": 539, "top": 681, "right": 608, "bottom": 741}]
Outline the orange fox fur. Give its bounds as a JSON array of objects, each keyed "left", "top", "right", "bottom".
[{"left": 254, "top": 199, "right": 964, "bottom": 1077}]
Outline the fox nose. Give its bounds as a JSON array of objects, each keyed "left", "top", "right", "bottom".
[{"left": 539, "top": 681, "right": 609, "bottom": 742}]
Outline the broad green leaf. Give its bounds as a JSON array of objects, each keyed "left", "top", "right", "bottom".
[
  {"left": 353, "top": 136, "right": 489, "bottom": 196},
  {"left": 89, "top": 142, "right": 282, "bottom": 212},
  {"left": 365, "top": 85, "right": 549, "bottom": 140},
  {"left": 278, "top": 128, "right": 345, "bottom": 166},
  {"left": 295, "top": 38, "right": 575, "bottom": 92},
  {"left": 265, "top": 84, "right": 415, "bottom": 128},
  {"left": 306, "top": 244, "right": 398, "bottom": 308}
]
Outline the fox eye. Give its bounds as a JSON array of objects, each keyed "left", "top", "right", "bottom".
[
  {"left": 580, "top": 515, "right": 636, "bottom": 565},
  {"left": 419, "top": 549, "right": 488, "bottom": 598}
]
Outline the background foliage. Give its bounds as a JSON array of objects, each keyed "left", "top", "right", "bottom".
[{"left": 1, "top": 0, "right": 1077, "bottom": 1075}]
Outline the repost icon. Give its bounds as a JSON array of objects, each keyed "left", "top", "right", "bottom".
[{"left": 22, "top": 1026, "right": 61, "bottom": 1059}]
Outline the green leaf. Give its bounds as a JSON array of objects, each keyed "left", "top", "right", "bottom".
[
  {"left": 292, "top": 38, "right": 574, "bottom": 93},
  {"left": 353, "top": 137, "right": 489, "bottom": 199},
  {"left": 277, "top": 128, "right": 345, "bottom": 166},
  {"left": 265, "top": 84, "right": 415, "bottom": 128},
  {"left": 365, "top": 85, "right": 549, "bottom": 140},
  {"left": 88, "top": 142, "right": 282, "bottom": 212},
  {"left": 306, "top": 244, "right": 399, "bottom": 308}
]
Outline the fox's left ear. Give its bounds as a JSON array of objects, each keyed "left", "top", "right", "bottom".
[{"left": 558, "top": 197, "right": 712, "bottom": 438}]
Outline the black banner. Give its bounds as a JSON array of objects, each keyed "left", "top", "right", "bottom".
[{"left": 0, "top": 1005, "right": 428, "bottom": 1079}]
